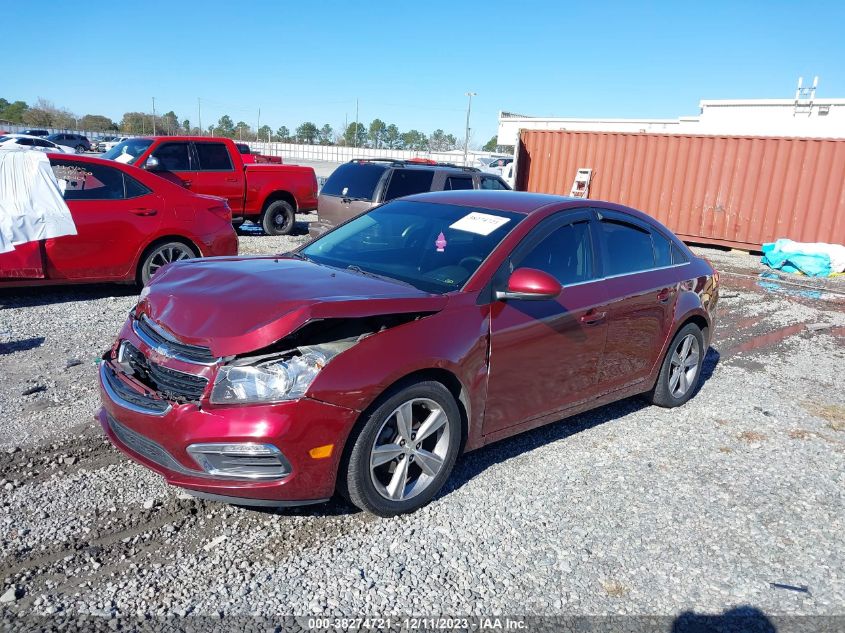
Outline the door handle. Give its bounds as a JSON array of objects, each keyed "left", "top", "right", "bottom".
[
  {"left": 579, "top": 309, "right": 607, "bottom": 326},
  {"left": 183, "top": 180, "right": 192, "bottom": 188},
  {"left": 225, "top": 177, "right": 238, "bottom": 182},
  {"left": 129, "top": 208, "right": 158, "bottom": 216},
  {"left": 341, "top": 197, "right": 352, "bottom": 205},
  {"left": 657, "top": 288, "right": 674, "bottom": 303}
]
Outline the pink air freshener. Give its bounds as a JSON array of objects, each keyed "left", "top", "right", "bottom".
[{"left": 435, "top": 232, "right": 447, "bottom": 252}]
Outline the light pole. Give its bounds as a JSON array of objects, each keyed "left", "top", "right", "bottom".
[{"left": 464, "top": 92, "right": 476, "bottom": 166}]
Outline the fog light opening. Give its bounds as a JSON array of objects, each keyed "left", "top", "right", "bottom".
[{"left": 186, "top": 442, "right": 291, "bottom": 480}]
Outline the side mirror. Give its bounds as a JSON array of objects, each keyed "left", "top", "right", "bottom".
[
  {"left": 144, "top": 156, "right": 161, "bottom": 170},
  {"left": 495, "top": 267, "right": 562, "bottom": 301}
]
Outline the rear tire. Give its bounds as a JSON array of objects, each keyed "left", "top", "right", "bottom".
[
  {"left": 341, "top": 381, "right": 461, "bottom": 517},
  {"left": 649, "top": 323, "right": 705, "bottom": 408},
  {"left": 75, "top": 144, "right": 86, "bottom": 153},
  {"left": 137, "top": 240, "right": 197, "bottom": 286},
  {"left": 261, "top": 200, "right": 295, "bottom": 236}
]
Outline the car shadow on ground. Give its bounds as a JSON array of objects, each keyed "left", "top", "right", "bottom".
[
  {"left": 672, "top": 605, "right": 776, "bottom": 632},
  {"left": 235, "top": 220, "right": 311, "bottom": 237},
  {"left": 0, "top": 283, "right": 138, "bottom": 309},
  {"left": 443, "top": 345, "right": 721, "bottom": 498},
  {"left": 0, "top": 336, "right": 45, "bottom": 355}
]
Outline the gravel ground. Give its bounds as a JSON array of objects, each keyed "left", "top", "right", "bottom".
[{"left": 0, "top": 226, "right": 844, "bottom": 626}]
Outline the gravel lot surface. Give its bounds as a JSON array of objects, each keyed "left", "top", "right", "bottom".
[{"left": 0, "top": 224, "right": 843, "bottom": 626}]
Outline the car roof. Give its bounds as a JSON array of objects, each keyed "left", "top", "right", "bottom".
[
  {"left": 346, "top": 158, "right": 482, "bottom": 174},
  {"left": 402, "top": 190, "right": 582, "bottom": 214},
  {"left": 46, "top": 152, "right": 128, "bottom": 167},
  {"left": 4, "top": 134, "right": 47, "bottom": 140}
]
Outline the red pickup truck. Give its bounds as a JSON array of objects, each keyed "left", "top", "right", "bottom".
[{"left": 102, "top": 136, "right": 317, "bottom": 235}]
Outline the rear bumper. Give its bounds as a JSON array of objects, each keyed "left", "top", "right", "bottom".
[
  {"left": 98, "top": 360, "right": 359, "bottom": 504},
  {"left": 308, "top": 220, "right": 331, "bottom": 239}
]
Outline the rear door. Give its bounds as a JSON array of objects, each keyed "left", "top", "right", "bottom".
[
  {"left": 483, "top": 210, "right": 610, "bottom": 434},
  {"left": 45, "top": 159, "right": 162, "bottom": 280},
  {"left": 593, "top": 209, "right": 678, "bottom": 391},
  {"left": 443, "top": 175, "right": 473, "bottom": 191},
  {"left": 191, "top": 141, "right": 244, "bottom": 212}
]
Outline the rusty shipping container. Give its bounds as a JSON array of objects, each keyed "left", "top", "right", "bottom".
[{"left": 516, "top": 130, "right": 845, "bottom": 250}]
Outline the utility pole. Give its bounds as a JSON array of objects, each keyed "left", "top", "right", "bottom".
[
  {"left": 197, "top": 98, "right": 202, "bottom": 135},
  {"left": 256, "top": 108, "right": 261, "bottom": 141},
  {"left": 152, "top": 97, "right": 157, "bottom": 135},
  {"left": 355, "top": 99, "right": 359, "bottom": 149},
  {"left": 464, "top": 92, "right": 476, "bottom": 166}
]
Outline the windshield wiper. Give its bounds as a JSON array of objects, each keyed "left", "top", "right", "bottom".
[
  {"left": 345, "top": 265, "right": 416, "bottom": 288},
  {"left": 285, "top": 251, "right": 312, "bottom": 262}
]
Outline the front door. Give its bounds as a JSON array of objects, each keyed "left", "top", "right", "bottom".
[
  {"left": 483, "top": 211, "right": 610, "bottom": 435},
  {"left": 0, "top": 242, "right": 44, "bottom": 280}
]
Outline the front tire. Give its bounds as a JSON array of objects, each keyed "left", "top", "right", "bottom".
[
  {"left": 342, "top": 381, "right": 461, "bottom": 517},
  {"left": 75, "top": 144, "right": 86, "bottom": 153},
  {"left": 137, "top": 241, "right": 196, "bottom": 286},
  {"left": 650, "top": 323, "right": 705, "bottom": 408},
  {"left": 261, "top": 200, "right": 295, "bottom": 236}
]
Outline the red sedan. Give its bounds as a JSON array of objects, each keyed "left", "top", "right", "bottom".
[
  {"left": 98, "top": 191, "right": 718, "bottom": 516},
  {"left": 0, "top": 153, "right": 237, "bottom": 286}
]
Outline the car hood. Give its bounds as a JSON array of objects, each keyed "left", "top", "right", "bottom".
[{"left": 136, "top": 256, "right": 447, "bottom": 357}]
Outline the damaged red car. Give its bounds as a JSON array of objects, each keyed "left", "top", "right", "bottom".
[{"left": 98, "top": 191, "right": 718, "bottom": 516}]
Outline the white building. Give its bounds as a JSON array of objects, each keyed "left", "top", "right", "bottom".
[{"left": 497, "top": 82, "right": 845, "bottom": 145}]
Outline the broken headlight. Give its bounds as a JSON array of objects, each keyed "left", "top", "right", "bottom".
[{"left": 210, "top": 345, "right": 344, "bottom": 405}]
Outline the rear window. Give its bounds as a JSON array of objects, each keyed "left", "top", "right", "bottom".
[
  {"left": 383, "top": 169, "right": 435, "bottom": 201},
  {"left": 444, "top": 176, "right": 473, "bottom": 191},
  {"left": 321, "top": 162, "right": 388, "bottom": 200}
]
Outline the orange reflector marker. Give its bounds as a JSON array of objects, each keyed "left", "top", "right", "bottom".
[{"left": 309, "top": 444, "right": 334, "bottom": 459}]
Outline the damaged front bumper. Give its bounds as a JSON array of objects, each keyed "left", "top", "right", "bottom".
[{"left": 97, "top": 358, "right": 360, "bottom": 506}]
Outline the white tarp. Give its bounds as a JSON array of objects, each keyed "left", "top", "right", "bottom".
[{"left": 0, "top": 150, "right": 77, "bottom": 254}]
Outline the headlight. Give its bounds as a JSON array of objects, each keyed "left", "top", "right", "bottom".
[{"left": 210, "top": 345, "right": 344, "bottom": 405}]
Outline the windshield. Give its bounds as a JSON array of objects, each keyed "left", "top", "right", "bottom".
[
  {"left": 301, "top": 199, "right": 523, "bottom": 294},
  {"left": 101, "top": 138, "right": 153, "bottom": 164},
  {"left": 320, "top": 162, "right": 388, "bottom": 200}
]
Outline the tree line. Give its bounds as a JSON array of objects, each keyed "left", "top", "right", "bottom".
[{"left": 1, "top": 96, "right": 502, "bottom": 151}]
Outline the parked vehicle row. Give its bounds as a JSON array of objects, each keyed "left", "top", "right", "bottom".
[
  {"left": 0, "top": 134, "right": 75, "bottom": 154},
  {"left": 101, "top": 136, "right": 318, "bottom": 234},
  {"left": 97, "top": 189, "right": 718, "bottom": 516},
  {"left": 310, "top": 158, "right": 510, "bottom": 237},
  {"left": 0, "top": 152, "right": 238, "bottom": 287}
]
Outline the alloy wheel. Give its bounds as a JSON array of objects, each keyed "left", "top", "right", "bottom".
[
  {"left": 143, "top": 243, "right": 194, "bottom": 282},
  {"left": 369, "top": 398, "right": 451, "bottom": 502},
  {"left": 668, "top": 334, "right": 700, "bottom": 398}
]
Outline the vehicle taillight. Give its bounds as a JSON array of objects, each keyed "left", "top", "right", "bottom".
[
  {"left": 312, "top": 173, "right": 318, "bottom": 196},
  {"left": 208, "top": 203, "right": 231, "bottom": 221}
]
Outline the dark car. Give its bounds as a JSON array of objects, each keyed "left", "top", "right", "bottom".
[
  {"left": 308, "top": 159, "right": 510, "bottom": 238},
  {"left": 19, "top": 128, "right": 49, "bottom": 137},
  {"left": 98, "top": 190, "right": 718, "bottom": 517},
  {"left": 46, "top": 133, "right": 91, "bottom": 153}
]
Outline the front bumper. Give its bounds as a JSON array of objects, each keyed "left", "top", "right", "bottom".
[{"left": 97, "top": 359, "right": 359, "bottom": 505}]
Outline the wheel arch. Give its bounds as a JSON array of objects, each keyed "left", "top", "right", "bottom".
[{"left": 261, "top": 190, "right": 298, "bottom": 214}]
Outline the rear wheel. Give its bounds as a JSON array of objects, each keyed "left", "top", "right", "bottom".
[
  {"left": 261, "top": 200, "right": 295, "bottom": 236},
  {"left": 650, "top": 323, "right": 705, "bottom": 408},
  {"left": 342, "top": 381, "right": 461, "bottom": 517},
  {"left": 75, "top": 144, "right": 86, "bottom": 153},
  {"left": 137, "top": 241, "right": 196, "bottom": 286}
]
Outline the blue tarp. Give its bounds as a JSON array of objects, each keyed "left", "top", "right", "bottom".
[{"left": 761, "top": 239, "right": 845, "bottom": 277}]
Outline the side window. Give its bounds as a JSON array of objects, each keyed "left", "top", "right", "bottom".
[
  {"left": 383, "top": 169, "right": 435, "bottom": 201},
  {"left": 16, "top": 138, "right": 34, "bottom": 146},
  {"left": 653, "top": 231, "right": 672, "bottom": 267},
  {"left": 151, "top": 142, "right": 192, "bottom": 171},
  {"left": 445, "top": 176, "right": 473, "bottom": 190},
  {"left": 516, "top": 220, "right": 595, "bottom": 285},
  {"left": 671, "top": 243, "right": 689, "bottom": 265},
  {"left": 480, "top": 176, "right": 508, "bottom": 190},
  {"left": 33, "top": 139, "right": 53, "bottom": 148},
  {"left": 124, "top": 174, "right": 151, "bottom": 198},
  {"left": 51, "top": 161, "right": 125, "bottom": 201},
  {"left": 195, "top": 142, "right": 233, "bottom": 170},
  {"left": 598, "top": 219, "right": 655, "bottom": 276}
]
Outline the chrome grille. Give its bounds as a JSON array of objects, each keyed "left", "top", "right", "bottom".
[
  {"left": 121, "top": 341, "right": 208, "bottom": 402},
  {"left": 133, "top": 315, "right": 216, "bottom": 364},
  {"left": 100, "top": 362, "right": 170, "bottom": 415}
]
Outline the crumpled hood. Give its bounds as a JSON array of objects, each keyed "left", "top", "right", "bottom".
[{"left": 136, "top": 256, "right": 447, "bottom": 357}]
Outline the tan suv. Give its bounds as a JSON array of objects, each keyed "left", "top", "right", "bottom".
[{"left": 308, "top": 159, "right": 510, "bottom": 238}]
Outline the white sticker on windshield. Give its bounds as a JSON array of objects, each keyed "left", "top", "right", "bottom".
[
  {"left": 449, "top": 212, "right": 510, "bottom": 236},
  {"left": 114, "top": 153, "right": 134, "bottom": 164}
]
